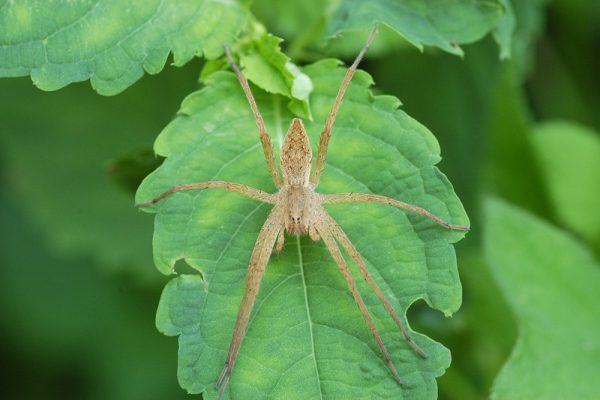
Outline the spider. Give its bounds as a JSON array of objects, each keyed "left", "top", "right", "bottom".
[{"left": 136, "top": 25, "right": 468, "bottom": 399}]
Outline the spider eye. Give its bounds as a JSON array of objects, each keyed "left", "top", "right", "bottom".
[{"left": 291, "top": 216, "right": 301, "bottom": 223}]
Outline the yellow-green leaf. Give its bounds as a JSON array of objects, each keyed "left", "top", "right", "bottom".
[
  {"left": 137, "top": 60, "right": 468, "bottom": 399},
  {"left": 0, "top": 0, "right": 248, "bottom": 95}
]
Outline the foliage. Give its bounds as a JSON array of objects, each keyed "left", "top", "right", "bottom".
[
  {"left": 484, "top": 199, "right": 600, "bottom": 399},
  {"left": 137, "top": 62, "right": 467, "bottom": 398},
  {"left": 530, "top": 121, "right": 600, "bottom": 252},
  {"left": 1, "top": 0, "right": 600, "bottom": 399},
  {"left": 327, "top": 0, "right": 506, "bottom": 56},
  {"left": 0, "top": 0, "right": 248, "bottom": 94}
]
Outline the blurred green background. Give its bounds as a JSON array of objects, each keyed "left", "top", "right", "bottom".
[{"left": 1, "top": 1, "right": 599, "bottom": 399}]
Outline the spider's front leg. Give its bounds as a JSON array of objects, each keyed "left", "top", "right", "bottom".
[
  {"left": 320, "top": 193, "right": 469, "bottom": 231},
  {"left": 224, "top": 47, "right": 283, "bottom": 188},
  {"left": 310, "top": 26, "right": 378, "bottom": 186},
  {"left": 134, "top": 181, "right": 275, "bottom": 207},
  {"left": 215, "top": 206, "right": 283, "bottom": 400}
]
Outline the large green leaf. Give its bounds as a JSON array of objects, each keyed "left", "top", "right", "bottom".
[
  {"left": 530, "top": 121, "right": 600, "bottom": 251},
  {"left": 326, "top": 0, "right": 505, "bottom": 56},
  {"left": 0, "top": 0, "right": 248, "bottom": 95},
  {"left": 484, "top": 199, "right": 600, "bottom": 399},
  {"left": 136, "top": 61, "right": 468, "bottom": 398}
]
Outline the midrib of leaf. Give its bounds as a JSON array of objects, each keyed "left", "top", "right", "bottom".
[
  {"left": 274, "top": 89, "right": 323, "bottom": 398},
  {"left": 269, "top": 87, "right": 324, "bottom": 397},
  {"left": 296, "top": 235, "right": 324, "bottom": 400}
]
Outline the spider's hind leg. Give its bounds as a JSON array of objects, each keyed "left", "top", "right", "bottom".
[
  {"left": 215, "top": 206, "right": 283, "bottom": 399},
  {"left": 317, "top": 221, "right": 404, "bottom": 385},
  {"left": 274, "top": 228, "right": 285, "bottom": 254},
  {"left": 309, "top": 225, "right": 320, "bottom": 241},
  {"left": 321, "top": 211, "right": 428, "bottom": 358}
]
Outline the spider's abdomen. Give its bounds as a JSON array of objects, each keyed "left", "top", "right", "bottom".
[{"left": 281, "top": 118, "right": 312, "bottom": 186}]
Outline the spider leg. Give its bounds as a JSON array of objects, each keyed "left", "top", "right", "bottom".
[
  {"left": 274, "top": 227, "right": 285, "bottom": 254},
  {"left": 321, "top": 193, "right": 469, "bottom": 231},
  {"left": 309, "top": 225, "right": 320, "bottom": 241},
  {"left": 215, "top": 206, "right": 283, "bottom": 399},
  {"left": 321, "top": 211, "right": 428, "bottom": 358},
  {"left": 134, "top": 181, "right": 275, "bottom": 208},
  {"left": 316, "top": 221, "right": 403, "bottom": 385},
  {"left": 224, "top": 46, "right": 283, "bottom": 188},
  {"left": 310, "top": 25, "right": 378, "bottom": 187}
]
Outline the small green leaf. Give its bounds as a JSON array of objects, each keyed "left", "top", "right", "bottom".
[
  {"left": 199, "top": 58, "right": 231, "bottom": 83},
  {"left": 200, "top": 29, "right": 314, "bottom": 119},
  {"left": 239, "top": 31, "right": 314, "bottom": 119},
  {"left": 492, "top": 0, "right": 515, "bottom": 59},
  {"left": 326, "top": 0, "right": 505, "bottom": 56},
  {"left": 484, "top": 198, "right": 600, "bottom": 399},
  {"left": 530, "top": 121, "right": 600, "bottom": 248},
  {"left": 0, "top": 0, "right": 248, "bottom": 95},
  {"left": 137, "top": 61, "right": 468, "bottom": 399},
  {"left": 240, "top": 40, "right": 290, "bottom": 95}
]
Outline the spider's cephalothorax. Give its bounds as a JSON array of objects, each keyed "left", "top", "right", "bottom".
[
  {"left": 136, "top": 25, "right": 468, "bottom": 400},
  {"left": 279, "top": 118, "right": 315, "bottom": 235}
]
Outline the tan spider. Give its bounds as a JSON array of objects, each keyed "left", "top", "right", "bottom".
[{"left": 136, "top": 26, "right": 468, "bottom": 399}]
